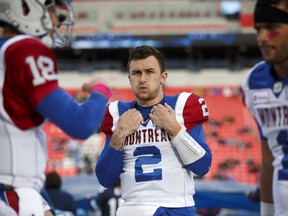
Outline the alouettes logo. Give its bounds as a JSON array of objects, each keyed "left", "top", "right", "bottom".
[
  {"left": 251, "top": 90, "right": 269, "bottom": 105},
  {"left": 273, "top": 82, "right": 283, "bottom": 93}
]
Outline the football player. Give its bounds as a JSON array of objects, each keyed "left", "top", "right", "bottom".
[
  {"left": 97, "top": 45, "right": 212, "bottom": 216},
  {"left": 242, "top": 0, "right": 288, "bottom": 215},
  {"left": 0, "top": 0, "right": 112, "bottom": 215}
]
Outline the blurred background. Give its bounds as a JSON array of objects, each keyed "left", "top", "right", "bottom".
[{"left": 45, "top": 0, "right": 262, "bottom": 215}]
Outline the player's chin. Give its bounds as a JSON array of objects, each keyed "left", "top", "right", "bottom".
[
  {"left": 263, "top": 56, "right": 279, "bottom": 65},
  {"left": 137, "top": 93, "right": 151, "bottom": 101},
  {"left": 261, "top": 49, "right": 276, "bottom": 61}
]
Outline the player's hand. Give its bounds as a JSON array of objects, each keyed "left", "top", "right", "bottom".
[
  {"left": 109, "top": 109, "right": 143, "bottom": 151},
  {"left": 149, "top": 103, "right": 181, "bottom": 138},
  {"left": 82, "top": 78, "right": 112, "bottom": 100},
  {"left": 82, "top": 77, "right": 106, "bottom": 93},
  {"left": 117, "top": 108, "right": 143, "bottom": 137}
]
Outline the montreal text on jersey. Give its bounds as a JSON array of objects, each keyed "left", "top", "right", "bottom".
[
  {"left": 258, "top": 105, "right": 288, "bottom": 128},
  {"left": 124, "top": 128, "right": 171, "bottom": 146}
]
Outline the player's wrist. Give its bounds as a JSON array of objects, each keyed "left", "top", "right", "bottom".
[
  {"left": 114, "top": 125, "right": 132, "bottom": 138},
  {"left": 260, "top": 201, "right": 274, "bottom": 216},
  {"left": 171, "top": 128, "right": 206, "bottom": 165},
  {"left": 166, "top": 124, "right": 182, "bottom": 139},
  {"left": 109, "top": 143, "right": 124, "bottom": 151},
  {"left": 109, "top": 127, "right": 128, "bottom": 151},
  {"left": 109, "top": 138, "right": 124, "bottom": 151},
  {"left": 91, "top": 83, "right": 112, "bottom": 100}
]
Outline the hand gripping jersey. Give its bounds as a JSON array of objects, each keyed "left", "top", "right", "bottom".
[
  {"left": 99, "top": 92, "right": 209, "bottom": 214},
  {"left": 242, "top": 61, "right": 288, "bottom": 216},
  {"left": 0, "top": 35, "right": 59, "bottom": 190}
]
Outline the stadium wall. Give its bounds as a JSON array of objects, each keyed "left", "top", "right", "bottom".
[{"left": 58, "top": 68, "right": 250, "bottom": 88}]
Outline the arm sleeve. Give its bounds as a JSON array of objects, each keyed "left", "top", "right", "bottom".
[
  {"left": 36, "top": 88, "right": 107, "bottom": 139},
  {"left": 95, "top": 137, "right": 123, "bottom": 188},
  {"left": 182, "top": 93, "right": 209, "bottom": 131},
  {"left": 241, "top": 72, "right": 267, "bottom": 140},
  {"left": 185, "top": 124, "right": 212, "bottom": 176}
]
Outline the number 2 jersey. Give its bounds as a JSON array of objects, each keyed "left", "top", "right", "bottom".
[
  {"left": 242, "top": 61, "right": 288, "bottom": 215},
  {"left": 99, "top": 92, "right": 210, "bottom": 208}
]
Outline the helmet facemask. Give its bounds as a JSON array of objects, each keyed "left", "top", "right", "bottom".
[{"left": 52, "top": 0, "right": 75, "bottom": 47}]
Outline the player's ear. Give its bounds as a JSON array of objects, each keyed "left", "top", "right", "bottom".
[{"left": 160, "top": 71, "right": 168, "bottom": 85}]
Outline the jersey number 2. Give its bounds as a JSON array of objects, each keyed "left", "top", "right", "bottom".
[
  {"left": 199, "top": 98, "right": 209, "bottom": 117},
  {"left": 134, "top": 146, "right": 162, "bottom": 182}
]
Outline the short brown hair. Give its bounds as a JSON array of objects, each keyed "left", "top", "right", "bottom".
[{"left": 127, "top": 45, "right": 166, "bottom": 73}]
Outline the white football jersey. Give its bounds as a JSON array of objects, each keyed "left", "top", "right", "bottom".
[
  {"left": 242, "top": 61, "right": 288, "bottom": 216},
  {"left": 100, "top": 92, "right": 209, "bottom": 212},
  {"left": 0, "top": 36, "right": 59, "bottom": 191}
]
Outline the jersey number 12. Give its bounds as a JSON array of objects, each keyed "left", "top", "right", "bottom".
[{"left": 26, "top": 55, "right": 57, "bottom": 86}]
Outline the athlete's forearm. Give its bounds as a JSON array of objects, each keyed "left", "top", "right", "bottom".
[
  {"left": 171, "top": 125, "right": 211, "bottom": 176},
  {"left": 37, "top": 89, "right": 107, "bottom": 139},
  {"left": 186, "top": 151, "right": 211, "bottom": 176},
  {"left": 109, "top": 126, "right": 130, "bottom": 151},
  {"left": 260, "top": 140, "right": 274, "bottom": 203},
  {"left": 96, "top": 140, "right": 123, "bottom": 188},
  {"left": 165, "top": 122, "right": 182, "bottom": 139}
]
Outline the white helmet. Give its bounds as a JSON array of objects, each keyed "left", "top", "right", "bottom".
[{"left": 0, "top": 0, "right": 52, "bottom": 37}]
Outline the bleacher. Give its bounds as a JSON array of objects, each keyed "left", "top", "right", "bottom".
[
  {"left": 71, "top": 0, "right": 246, "bottom": 36},
  {"left": 45, "top": 86, "right": 261, "bottom": 184},
  {"left": 203, "top": 94, "right": 260, "bottom": 184}
]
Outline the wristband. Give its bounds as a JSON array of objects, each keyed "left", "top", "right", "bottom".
[
  {"left": 171, "top": 128, "right": 205, "bottom": 165},
  {"left": 92, "top": 83, "right": 112, "bottom": 100},
  {"left": 260, "top": 202, "right": 274, "bottom": 216}
]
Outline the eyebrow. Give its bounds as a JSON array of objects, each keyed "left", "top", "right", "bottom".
[
  {"left": 131, "top": 67, "right": 156, "bottom": 72},
  {"left": 145, "top": 68, "right": 156, "bottom": 71}
]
